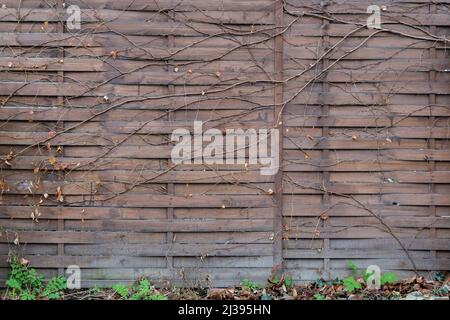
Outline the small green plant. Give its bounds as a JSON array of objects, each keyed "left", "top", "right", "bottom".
[
  {"left": 343, "top": 276, "right": 362, "bottom": 293},
  {"left": 112, "top": 283, "right": 129, "bottom": 299},
  {"left": 380, "top": 272, "right": 398, "bottom": 285},
  {"left": 20, "top": 291, "right": 37, "bottom": 300},
  {"left": 314, "top": 278, "right": 340, "bottom": 287},
  {"left": 314, "top": 293, "right": 326, "bottom": 300},
  {"left": 269, "top": 274, "right": 293, "bottom": 288},
  {"left": 130, "top": 278, "right": 151, "bottom": 300},
  {"left": 6, "top": 256, "right": 66, "bottom": 300},
  {"left": 346, "top": 261, "right": 398, "bottom": 288},
  {"left": 363, "top": 269, "right": 374, "bottom": 283},
  {"left": 112, "top": 279, "right": 167, "bottom": 300},
  {"left": 6, "top": 258, "right": 43, "bottom": 299},
  {"left": 42, "top": 276, "right": 67, "bottom": 299},
  {"left": 241, "top": 279, "right": 263, "bottom": 291},
  {"left": 284, "top": 274, "right": 293, "bottom": 288},
  {"left": 347, "top": 260, "right": 359, "bottom": 277}
]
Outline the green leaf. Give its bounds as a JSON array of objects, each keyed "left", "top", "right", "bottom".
[
  {"left": 242, "top": 279, "right": 262, "bottom": 291},
  {"left": 6, "top": 278, "right": 22, "bottom": 291},
  {"left": 6, "top": 256, "right": 67, "bottom": 300},
  {"left": 138, "top": 279, "right": 150, "bottom": 292},
  {"left": 284, "top": 275, "right": 293, "bottom": 288},
  {"left": 343, "top": 276, "right": 362, "bottom": 293},
  {"left": 46, "top": 292, "right": 61, "bottom": 300},
  {"left": 363, "top": 269, "right": 375, "bottom": 282},
  {"left": 112, "top": 284, "right": 130, "bottom": 299},
  {"left": 380, "top": 272, "right": 398, "bottom": 285},
  {"left": 20, "top": 292, "right": 36, "bottom": 300},
  {"left": 346, "top": 260, "right": 359, "bottom": 277},
  {"left": 42, "top": 276, "right": 67, "bottom": 299}
]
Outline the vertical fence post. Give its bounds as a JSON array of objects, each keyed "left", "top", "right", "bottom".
[
  {"left": 273, "top": 0, "right": 284, "bottom": 271},
  {"left": 428, "top": 3, "right": 437, "bottom": 269},
  {"left": 166, "top": 7, "right": 176, "bottom": 277},
  {"left": 320, "top": 3, "right": 331, "bottom": 280},
  {"left": 56, "top": 0, "right": 66, "bottom": 278}
]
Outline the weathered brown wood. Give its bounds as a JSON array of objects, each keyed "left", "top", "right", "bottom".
[{"left": 0, "top": 0, "right": 448, "bottom": 288}]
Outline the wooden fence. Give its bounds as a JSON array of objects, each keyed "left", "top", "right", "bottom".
[{"left": 0, "top": 0, "right": 449, "bottom": 287}]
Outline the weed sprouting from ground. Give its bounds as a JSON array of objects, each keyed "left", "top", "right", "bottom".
[
  {"left": 5, "top": 256, "right": 66, "bottom": 300},
  {"left": 112, "top": 278, "right": 168, "bottom": 300},
  {"left": 1, "top": 258, "right": 448, "bottom": 300}
]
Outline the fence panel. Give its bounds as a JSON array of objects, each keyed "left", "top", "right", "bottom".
[{"left": 0, "top": 0, "right": 449, "bottom": 286}]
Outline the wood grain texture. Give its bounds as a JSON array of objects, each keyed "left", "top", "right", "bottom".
[{"left": 0, "top": 0, "right": 448, "bottom": 287}]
